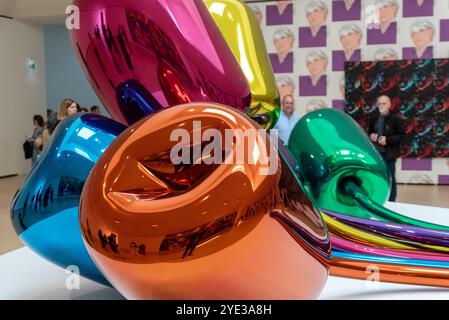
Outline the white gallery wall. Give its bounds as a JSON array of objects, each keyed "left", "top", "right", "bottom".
[{"left": 0, "top": 18, "right": 47, "bottom": 176}]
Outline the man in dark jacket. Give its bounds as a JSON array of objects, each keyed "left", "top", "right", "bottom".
[{"left": 368, "top": 95, "right": 405, "bottom": 202}]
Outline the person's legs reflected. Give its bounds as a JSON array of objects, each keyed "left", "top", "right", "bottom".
[
  {"left": 388, "top": 160, "right": 397, "bottom": 202},
  {"left": 383, "top": 158, "right": 397, "bottom": 202},
  {"left": 381, "top": 154, "right": 397, "bottom": 202}
]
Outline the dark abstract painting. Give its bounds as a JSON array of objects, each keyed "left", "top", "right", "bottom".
[{"left": 345, "top": 59, "right": 449, "bottom": 158}]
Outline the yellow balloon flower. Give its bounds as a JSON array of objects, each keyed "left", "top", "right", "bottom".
[{"left": 205, "top": 0, "right": 280, "bottom": 129}]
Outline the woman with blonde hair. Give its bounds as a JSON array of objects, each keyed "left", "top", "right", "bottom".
[
  {"left": 57, "top": 98, "right": 80, "bottom": 123},
  {"left": 41, "top": 99, "right": 80, "bottom": 150}
]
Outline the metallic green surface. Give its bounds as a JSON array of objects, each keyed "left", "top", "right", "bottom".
[
  {"left": 344, "top": 181, "right": 449, "bottom": 231},
  {"left": 288, "top": 109, "right": 390, "bottom": 219}
]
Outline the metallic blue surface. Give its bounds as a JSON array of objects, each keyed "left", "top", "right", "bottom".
[
  {"left": 116, "top": 80, "right": 163, "bottom": 125},
  {"left": 332, "top": 251, "right": 449, "bottom": 269},
  {"left": 19, "top": 207, "right": 105, "bottom": 283},
  {"left": 11, "top": 114, "right": 126, "bottom": 285}
]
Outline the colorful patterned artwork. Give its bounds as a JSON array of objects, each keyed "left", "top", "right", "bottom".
[
  {"left": 251, "top": 0, "right": 449, "bottom": 184},
  {"left": 345, "top": 59, "right": 449, "bottom": 158}
]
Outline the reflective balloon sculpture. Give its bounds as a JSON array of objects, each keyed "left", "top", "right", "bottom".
[
  {"left": 11, "top": 114, "right": 125, "bottom": 285},
  {"left": 11, "top": 0, "right": 449, "bottom": 299},
  {"left": 288, "top": 109, "right": 449, "bottom": 231},
  {"left": 70, "top": 0, "right": 251, "bottom": 125},
  {"left": 289, "top": 109, "right": 449, "bottom": 285},
  {"left": 79, "top": 103, "right": 330, "bottom": 299},
  {"left": 204, "top": 0, "right": 280, "bottom": 129},
  {"left": 77, "top": 103, "right": 449, "bottom": 296},
  {"left": 288, "top": 109, "right": 391, "bottom": 219}
]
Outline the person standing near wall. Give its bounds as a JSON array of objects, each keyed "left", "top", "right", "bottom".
[
  {"left": 28, "top": 115, "right": 44, "bottom": 165},
  {"left": 368, "top": 95, "right": 405, "bottom": 202},
  {"left": 40, "top": 109, "right": 57, "bottom": 152},
  {"left": 90, "top": 105, "right": 101, "bottom": 114},
  {"left": 274, "top": 94, "right": 299, "bottom": 145},
  {"left": 46, "top": 109, "right": 56, "bottom": 125}
]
